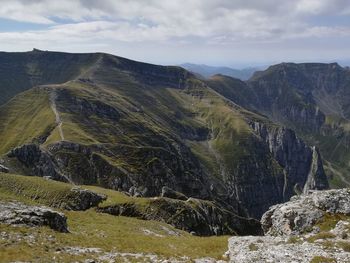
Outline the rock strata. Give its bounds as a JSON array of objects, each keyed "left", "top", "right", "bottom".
[{"left": 0, "top": 201, "right": 68, "bottom": 232}]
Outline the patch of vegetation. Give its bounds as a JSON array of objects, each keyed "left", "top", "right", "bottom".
[
  {"left": 315, "top": 213, "right": 348, "bottom": 232},
  {"left": 287, "top": 236, "right": 301, "bottom": 244},
  {"left": 338, "top": 241, "right": 350, "bottom": 252},
  {"left": 248, "top": 243, "right": 259, "bottom": 251},
  {"left": 310, "top": 256, "right": 337, "bottom": 263},
  {"left": 307, "top": 232, "right": 336, "bottom": 243}
]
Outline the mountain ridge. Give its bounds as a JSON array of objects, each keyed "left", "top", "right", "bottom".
[{"left": 0, "top": 50, "right": 329, "bottom": 235}]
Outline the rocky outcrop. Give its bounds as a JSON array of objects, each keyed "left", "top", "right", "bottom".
[
  {"left": 7, "top": 144, "right": 65, "bottom": 182},
  {"left": 0, "top": 201, "right": 68, "bottom": 232},
  {"left": 97, "top": 197, "right": 261, "bottom": 236},
  {"left": 227, "top": 189, "right": 350, "bottom": 263},
  {"left": 63, "top": 188, "right": 107, "bottom": 211},
  {"left": 261, "top": 189, "right": 350, "bottom": 236}
]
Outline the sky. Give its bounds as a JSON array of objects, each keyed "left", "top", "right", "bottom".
[{"left": 0, "top": 0, "right": 349, "bottom": 68}]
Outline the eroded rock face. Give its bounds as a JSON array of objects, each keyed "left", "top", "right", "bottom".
[
  {"left": 7, "top": 144, "right": 65, "bottom": 182},
  {"left": 261, "top": 189, "right": 350, "bottom": 236},
  {"left": 0, "top": 201, "right": 68, "bottom": 232},
  {"left": 251, "top": 122, "right": 329, "bottom": 199}
]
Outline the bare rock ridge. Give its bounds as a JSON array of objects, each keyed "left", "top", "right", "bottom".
[{"left": 228, "top": 189, "right": 350, "bottom": 262}]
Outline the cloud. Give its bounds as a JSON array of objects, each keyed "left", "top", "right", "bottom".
[{"left": 0, "top": 0, "right": 349, "bottom": 65}]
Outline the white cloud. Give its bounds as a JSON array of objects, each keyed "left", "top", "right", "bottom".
[{"left": 0, "top": 0, "right": 349, "bottom": 65}]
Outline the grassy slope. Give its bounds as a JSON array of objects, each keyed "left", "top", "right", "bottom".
[
  {"left": 0, "top": 173, "right": 228, "bottom": 262},
  {"left": 0, "top": 88, "right": 56, "bottom": 155}
]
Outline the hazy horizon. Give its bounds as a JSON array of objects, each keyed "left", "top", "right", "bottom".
[{"left": 0, "top": 0, "right": 349, "bottom": 68}]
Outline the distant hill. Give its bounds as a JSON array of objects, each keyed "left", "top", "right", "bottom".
[{"left": 180, "top": 63, "right": 259, "bottom": 80}]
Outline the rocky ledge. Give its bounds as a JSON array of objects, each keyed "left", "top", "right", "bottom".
[
  {"left": 227, "top": 189, "right": 350, "bottom": 263},
  {"left": 0, "top": 202, "right": 68, "bottom": 232}
]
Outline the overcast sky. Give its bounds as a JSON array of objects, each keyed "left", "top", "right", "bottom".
[{"left": 0, "top": 0, "right": 349, "bottom": 67}]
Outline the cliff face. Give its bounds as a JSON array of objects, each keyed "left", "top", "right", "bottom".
[
  {"left": 220, "top": 121, "right": 329, "bottom": 219},
  {"left": 207, "top": 62, "right": 350, "bottom": 188},
  {"left": 250, "top": 122, "right": 329, "bottom": 196}
]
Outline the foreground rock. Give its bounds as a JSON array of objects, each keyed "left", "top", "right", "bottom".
[
  {"left": 228, "top": 189, "right": 350, "bottom": 262},
  {"left": 261, "top": 189, "right": 350, "bottom": 236},
  {"left": 227, "top": 235, "right": 350, "bottom": 263},
  {"left": 0, "top": 201, "right": 68, "bottom": 232}
]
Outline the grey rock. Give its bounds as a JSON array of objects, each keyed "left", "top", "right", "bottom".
[
  {"left": 227, "top": 235, "right": 350, "bottom": 263},
  {"left": 0, "top": 201, "right": 68, "bottom": 232},
  {"left": 261, "top": 189, "right": 350, "bottom": 236},
  {"left": 330, "top": 220, "right": 350, "bottom": 239},
  {"left": 66, "top": 187, "right": 107, "bottom": 210}
]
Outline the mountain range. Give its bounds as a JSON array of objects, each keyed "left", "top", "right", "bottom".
[
  {"left": 2, "top": 49, "right": 350, "bottom": 238},
  {"left": 180, "top": 63, "right": 259, "bottom": 80}
]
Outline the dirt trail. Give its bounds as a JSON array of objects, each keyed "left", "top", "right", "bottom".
[{"left": 49, "top": 90, "right": 64, "bottom": 141}]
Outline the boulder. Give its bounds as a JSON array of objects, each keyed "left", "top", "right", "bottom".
[{"left": 0, "top": 201, "right": 68, "bottom": 232}]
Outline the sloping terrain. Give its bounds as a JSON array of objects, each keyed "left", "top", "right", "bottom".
[
  {"left": 0, "top": 50, "right": 328, "bottom": 236},
  {"left": 0, "top": 172, "right": 229, "bottom": 262},
  {"left": 207, "top": 63, "right": 350, "bottom": 187}
]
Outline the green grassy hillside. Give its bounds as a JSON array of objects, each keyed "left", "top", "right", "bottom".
[
  {"left": 0, "top": 173, "right": 228, "bottom": 262},
  {"left": 0, "top": 87, "right": 56, "bottom": 155}
]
